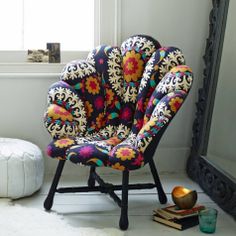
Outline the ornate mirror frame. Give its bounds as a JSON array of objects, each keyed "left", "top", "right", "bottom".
[{"left": 187, "top": 0, "right": 236, "bottom": 218}]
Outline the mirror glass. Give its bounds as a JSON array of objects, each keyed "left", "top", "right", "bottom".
[{"left": 207, "top": 0, "right": 236, "bottom": 180}]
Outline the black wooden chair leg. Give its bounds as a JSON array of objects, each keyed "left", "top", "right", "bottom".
[
  {"left": 44, "top": 160, "right": 65, "bottom": 210},
  {"left": 149, "top": 158, "right": 167, "bottom": 204},
  {"left": 119, "top": 170, "right": 129, "bottom": 230},
  {"left": 88, "top": 166, "right": 96, "bottom": 187}
]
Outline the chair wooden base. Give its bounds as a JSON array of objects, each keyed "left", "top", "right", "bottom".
[{"left": 44, "top": 159, "right": 167, "bottom": 230}]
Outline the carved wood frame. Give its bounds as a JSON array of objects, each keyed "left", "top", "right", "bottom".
[{"left": 187, "top": 0, "right": 236, "bottom": 218}]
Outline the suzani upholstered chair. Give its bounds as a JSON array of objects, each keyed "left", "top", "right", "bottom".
[{"left": 44, "top": 35, "right": 193, "bottom": 230}]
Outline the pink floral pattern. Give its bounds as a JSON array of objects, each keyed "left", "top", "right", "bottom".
[{"left": 78, "top": 146, "right": 94, "bottom": 158}]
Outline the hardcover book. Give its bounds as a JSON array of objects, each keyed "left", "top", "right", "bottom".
[
  {"left": 153, "top": 208, "right": 198, "bottom": 220},
  {"left": 153, "top": 213, "right": 199, "bottom": 231},
  {"left": 153, "top": 204, "right": 205, "bottom": 219}
]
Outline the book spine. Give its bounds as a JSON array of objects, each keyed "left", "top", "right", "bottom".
[{"left": 153, "top": 216, "right": 182, "bottom": 230}]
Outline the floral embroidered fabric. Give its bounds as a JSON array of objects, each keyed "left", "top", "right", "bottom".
[{"left": 44, "top": 35, "right": 193, "bottom": 171}]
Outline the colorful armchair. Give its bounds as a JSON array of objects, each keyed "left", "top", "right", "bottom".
[{"left": 44, "top": 35, "right": 193, "bottom": 230}]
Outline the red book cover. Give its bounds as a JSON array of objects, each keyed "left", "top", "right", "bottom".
[{"left": 164, "top": 204, "right": 205, "bottom": 216}]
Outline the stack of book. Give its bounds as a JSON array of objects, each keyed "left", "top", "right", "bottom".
[{"left": 153, "top": 204, "right": 205, "bottom": 230}]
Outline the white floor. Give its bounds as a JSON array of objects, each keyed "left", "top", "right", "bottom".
[{"left": 14, "top": 172, "right": 236, "bottom": 236}]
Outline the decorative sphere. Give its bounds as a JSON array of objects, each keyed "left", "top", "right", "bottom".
[{"left": 171, "top": 186, "right": 197, "bottom": 209}]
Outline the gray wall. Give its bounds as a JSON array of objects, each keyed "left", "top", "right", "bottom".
[
  {"left": 0, "top": 0, "right": 211, "bottom": 175},
  {"left": 121, "top": 0, "right": 211, "bottom": 173}
]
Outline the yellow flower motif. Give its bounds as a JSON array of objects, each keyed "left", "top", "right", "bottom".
[
  {"left": 143, "top": 116, "right": 149, "bottom": 125},
  {"left": 111, "top": 162, "right": 125, "bottom": 171},
  {"left": 54, "top": 138, "right": 74, "bottom": 148},
  {"left": 170, "top": 65, "right": 192, "bottom": 73},
  {"left": 123, "top": 50, "right": 144, "bottom": 82},
  {"left": 85, "top": 101, "right": 93, "bottom": 117},
  {"left": 85, "top": 76, "right": 100, "bottom": 94},
  {"left": 48, "top": 104, "right": 73, "bottom": 122},
  {"left": 169, "top": 97, "right": 183, "bottom": 113},
  {"left": 139, "top": 118, "right": 158, "bottom": 134},
  {"left": 115, "top": 147, "right": 135, "bottom": 161}
]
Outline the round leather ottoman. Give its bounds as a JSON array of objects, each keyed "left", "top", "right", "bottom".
[{"left": 0, "top": 138, "right": 44, "bottom": 199}]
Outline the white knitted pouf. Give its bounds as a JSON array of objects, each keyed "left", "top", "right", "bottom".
[{"left": 0, "top": 138, "right": 44, "bottom": 199}]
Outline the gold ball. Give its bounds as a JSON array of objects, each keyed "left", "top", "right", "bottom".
[{"left": 171, "top": 186, "right": 197, "bottom": 209}]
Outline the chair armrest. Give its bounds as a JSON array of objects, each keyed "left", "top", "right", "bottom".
[
  {"left": 44, "top": 81, "right": 87, "bottom": 139},
  {"left": 109, "top": 88, "right": 187, "bottom": 170},
  {"left": 136, "top": 90, "right": 187, "bottom": 152}
]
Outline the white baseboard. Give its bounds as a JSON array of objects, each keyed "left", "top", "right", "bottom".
[{"left": 44, "top": 147, "right": 190, "bottom": 177}]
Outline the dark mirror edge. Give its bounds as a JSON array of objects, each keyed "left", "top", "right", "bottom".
[{"left": 187, "top": 0, "right": 236, "bottom": 219}]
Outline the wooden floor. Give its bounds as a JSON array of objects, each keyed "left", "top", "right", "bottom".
[{"left": 14, "top": 172, "right": 236, "bottom": 236}]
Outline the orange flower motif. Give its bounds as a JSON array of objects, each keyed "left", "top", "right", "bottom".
[
  {"left": 48, "top": 104, "right": 73, "bottom": 121},
  {"left": 85, "top": 76, "right": 100, "bottom": 94},
  {"left": 115, "top": 147, "right": 135, "bottom": 161},
  {"left": 154, "top": 64, "right": 159, "bottom": 71},
  {"left": 143, "top": 116, "right": 149, "bottom": 125},
  {"left": 106, "top": 89, "right": 115, "bottom": 105},
  {"left": 85, "top": 101, "right": 93, "bottom": 117},
  {"left": 54, "top": 138, "right": 74, "bottom": 148},
  {"left": 111, "top": 163, "right": 125, "bottom": 171},
  {"left": 144, "top": 97, "right": 149, "bottom": 110},
  {"left": 105, "top": 136, "right": 122, "bottom": 146},
  {"left": 123, "top": 50, "right": 144, "bottom": 82},
  {"left": 96, "top": 113, "right": 106, "bottom": 129},
  {"left": 169, "top": 97, "right": 183, "bottom": 113},
  {"left": 170, "top": 65, "right": 192, "bottom": 73}
]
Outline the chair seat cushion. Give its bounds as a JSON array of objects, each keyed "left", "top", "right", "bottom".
[
  {"left": 66, "top": 143, "right": 110, "bottom": 167},
  {"left": 47, "top": 135, "right": 145, "bottom": 171}
]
